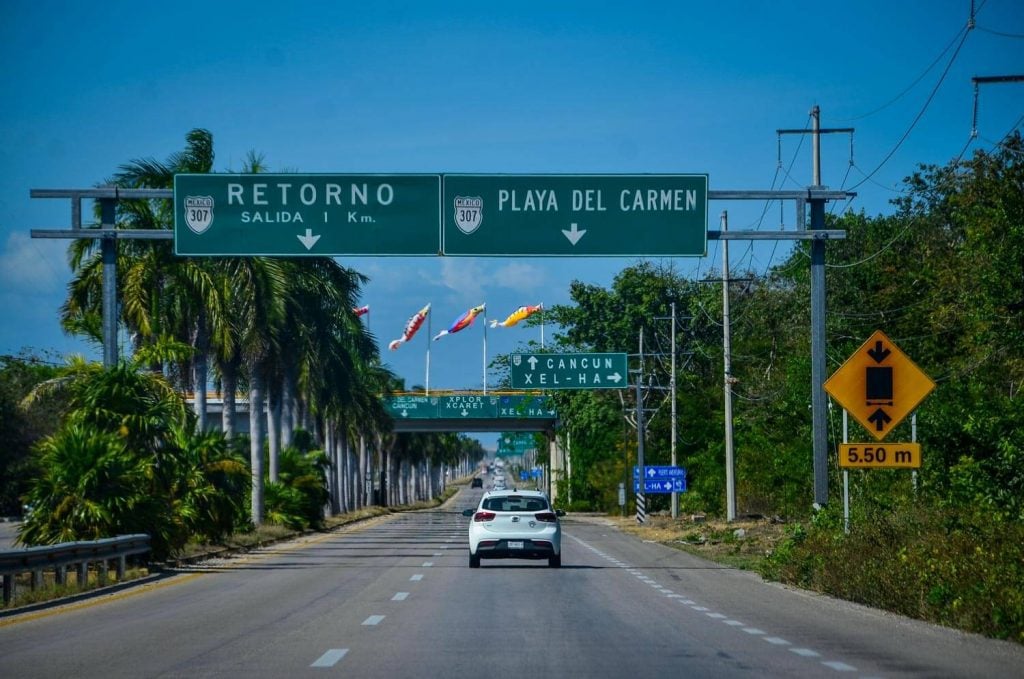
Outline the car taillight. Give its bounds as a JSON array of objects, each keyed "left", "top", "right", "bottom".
[
  {"left": 534, "top": 512, "right": 558, "bottom": 522},
  {"left": 474, "top": 511, "right": 496, "bottom": 522}
]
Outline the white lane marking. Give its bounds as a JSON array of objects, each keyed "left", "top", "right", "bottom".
[
  {"left": 311, "top": 648, "right": 349, "bottom": 667},
  {"left": 821, "top": 661, "right": 857, "bottom": 672},
  {"left": 410, "top": 574, "right": 423, "bottom": 581},
  {"left": 666, "top": 593, "right": 684, "bottom": 598},
  {"left": 362, "top": 615, "right": 385, "bottom": 626},
  {"left": 567, "top": 533, "right": 867, "bottom": 677},
  {"left": 422, "top": 562, "right": 434, "bottom": 567},
  {"left": 433, "top": 552, "right": 443, "bottom": 556},
  {"left": 392, "top": 592, "right": 409, "bottom": 601},
  {"left": 790, "top": 648, "right": 821, "bottom": 658}
]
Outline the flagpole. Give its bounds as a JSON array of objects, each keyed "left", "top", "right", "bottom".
[
  {"left": 482, "top": 305, "right": 488, "bottom": 394},
  {"left": 540, "top": 304, "right": 545, "bottom": 348},
  {"left": 425, "top": 308, "right": 431, "bottom": 395}
]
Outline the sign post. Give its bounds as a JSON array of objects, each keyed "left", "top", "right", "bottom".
[{"left": 826, "top": 330, "right": 934, "bottom": 531}]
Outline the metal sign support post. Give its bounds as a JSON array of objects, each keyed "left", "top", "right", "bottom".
[
  {"left": 722, "top": 211, "right": 737, "bottom": 521},
  {"left": 843, "top": 409, "right": 850, "bottom": 534},
  {"left": 635, "top": 328, "right": 647, "bottom": 524},
  {"left": 100, "top": 199, "right": 118, "bottom": 368}
]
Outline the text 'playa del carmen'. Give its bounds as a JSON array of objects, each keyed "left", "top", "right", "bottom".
[{"left": 497, "top": 188, "right": 700, "bottom": 213}]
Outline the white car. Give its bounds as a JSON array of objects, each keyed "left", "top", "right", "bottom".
[{"left": 462, "top": 489, "right": 564, "bottom": 568}]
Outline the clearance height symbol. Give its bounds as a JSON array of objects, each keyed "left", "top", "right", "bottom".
[{"left": 824, "top": 330, "right": 935, "bottom": 441}]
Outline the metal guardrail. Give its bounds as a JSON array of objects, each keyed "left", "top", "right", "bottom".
[{"left": 0, "top": 534, "right": 151, "bottom": 605}]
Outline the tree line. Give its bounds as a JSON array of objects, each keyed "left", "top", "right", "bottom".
[
  {"left": 1, "top": 130, "right": 483, "bottom": 558},
  {"left": 526, "top": 133, "right": 1022, "bottom": 523}
]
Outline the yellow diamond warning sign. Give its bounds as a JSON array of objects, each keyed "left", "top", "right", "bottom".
[{"left": 824, "top": 330, "right": 935, "bottom": 441}]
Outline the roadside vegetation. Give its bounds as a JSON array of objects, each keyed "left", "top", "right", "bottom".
[
  {"left": 526, "top": 134, "right": 1023, "bottom": 642},
  {"left": 0, "top": 129, "right": 484, "bottom": 567},
  {"left": 1, "top": 130, "right": 1020, "bottom": 640}
]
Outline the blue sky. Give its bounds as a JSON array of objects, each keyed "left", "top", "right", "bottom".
[{"left": 2, "top": 1, "right": 1022, "bottom": 447}]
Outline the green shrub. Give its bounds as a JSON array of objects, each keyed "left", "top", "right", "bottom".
[{"left": 759, "top": 502, "right": 1024, "bottom": 642}]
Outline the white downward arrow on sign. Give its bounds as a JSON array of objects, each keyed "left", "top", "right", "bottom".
[
  {"left": 561, "top": 222, "right": 587, "bottom": 245},
  {"left": 297, "top": 229, "right": 321, "bottom": 250}
]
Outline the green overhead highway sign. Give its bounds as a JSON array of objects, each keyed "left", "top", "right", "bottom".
[
  {"left": 498, "top": 432, "right": 537, "bottom": 454},
  {"left": 443, "top": 174, "right": 708, "bottom": 256},
  {"left": 510, "top": 352, "right": 629, "bottom": 389},
  {"left": 174, "top": 174, "right": 441, "bottom": 256},
  {"left": 384, "top": 394, "right": 555, "bottom": 419}
]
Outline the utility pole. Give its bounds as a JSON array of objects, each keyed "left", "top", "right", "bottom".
[
  {"left": 721, "top": 211, "right": 737, "bottom": 521},
  {"left": 778, "top": 106, "right": 853, "bottom": 508},
  {"left": 670, "top": 301, "right": 678, "bottom": 519},
  {"left": 635, "top": 328, "right": 647, "bottom": 524}
]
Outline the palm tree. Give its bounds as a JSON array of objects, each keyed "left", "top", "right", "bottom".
[{"left": 20, "top": 353, "right": 246, "bottom": 558}]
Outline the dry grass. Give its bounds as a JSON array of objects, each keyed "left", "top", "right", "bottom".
[{"left": 607, "top": 514, "right": 788, "bottom": 570}]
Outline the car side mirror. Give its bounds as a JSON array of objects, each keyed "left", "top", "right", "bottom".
[
  {"left": 462, "top": 509, "right": 475, "bottom": 517},
  {"left": 555, "top": 509, "right": 566, "bottom": 517}
]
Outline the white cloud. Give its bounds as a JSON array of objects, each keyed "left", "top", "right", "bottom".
[
  {"left": 0, "top": 231, "right": 67, "bottom": 295},
  {"left": 491, "top": 261, "right": 545, "bottom": 291},
  {"left": 439, "top": 258, "right": 485, "bottom": 299}
]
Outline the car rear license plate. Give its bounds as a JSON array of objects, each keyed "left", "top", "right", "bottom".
[{"left": 507, "top": 541, "right": 524, "bottom": 549}]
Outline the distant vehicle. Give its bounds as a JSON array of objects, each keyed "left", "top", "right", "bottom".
[
  {"left": 471, "top": 477, "right": 484, "bottom": 488},
  {"left": 462, "top": 489, "right": 564, "bottom": 568}
]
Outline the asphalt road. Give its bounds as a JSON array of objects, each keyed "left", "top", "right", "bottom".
[
  {"left": 0, "top": 521, "right": 20, "bottom": 548},
  {"left": 1, "top": 486, "right": 1021, "bottom": 678}
]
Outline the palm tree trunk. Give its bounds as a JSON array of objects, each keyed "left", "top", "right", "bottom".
[
  {"left": 342, "top": 431, "right": 353, "bottom": 512},
  {"left": 380, "top": 448, "right": 387, "bottom": 507},
  {"left": 194, "top": 355, "right": 208, "bottom": 432},
  {"left": 249, "top": 370, "right": 265, "bottom": 525},
  {"left": 266, "top": 377, "right": 281, "bottom": 482},
  {"left": 281, "top": 362, "right": 296, "bottom": 447},
  {"left": 221, "top": 362, "right": 237, "bottom": 439},
  {"left": 358, "top": 435, "right": 367, "bottom": 509},
  {"left": 193, "top": 313, "right": 210, "bottom": 432}
]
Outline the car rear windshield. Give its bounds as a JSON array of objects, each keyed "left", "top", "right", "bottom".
[{"left": 482, "top": 496, "right": 549, "bottom": 512}]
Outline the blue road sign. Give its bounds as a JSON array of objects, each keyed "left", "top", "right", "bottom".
[
  {"left": 634, "top": 477, "right": 687, "bottom": 493},
  {"left": 633, "top": 465, "right": 685, "bottom": 479},
  {"left": 519, "top": 471, "right": 529, "bottom": 481}
]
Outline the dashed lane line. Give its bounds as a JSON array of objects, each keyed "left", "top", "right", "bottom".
[{"left": 311, "top": 648, "right": 349, "bottom": 668}]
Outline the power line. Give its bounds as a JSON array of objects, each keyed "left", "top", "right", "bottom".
[
  {"left": 977, "top": 25, "right": 1024, "bottom": 38},
  {"left": 837, "top": 24, "right": 969, "bottom": 122},
  {"left": 848, "top": 20, "right": 974, "bottom": 191}
]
